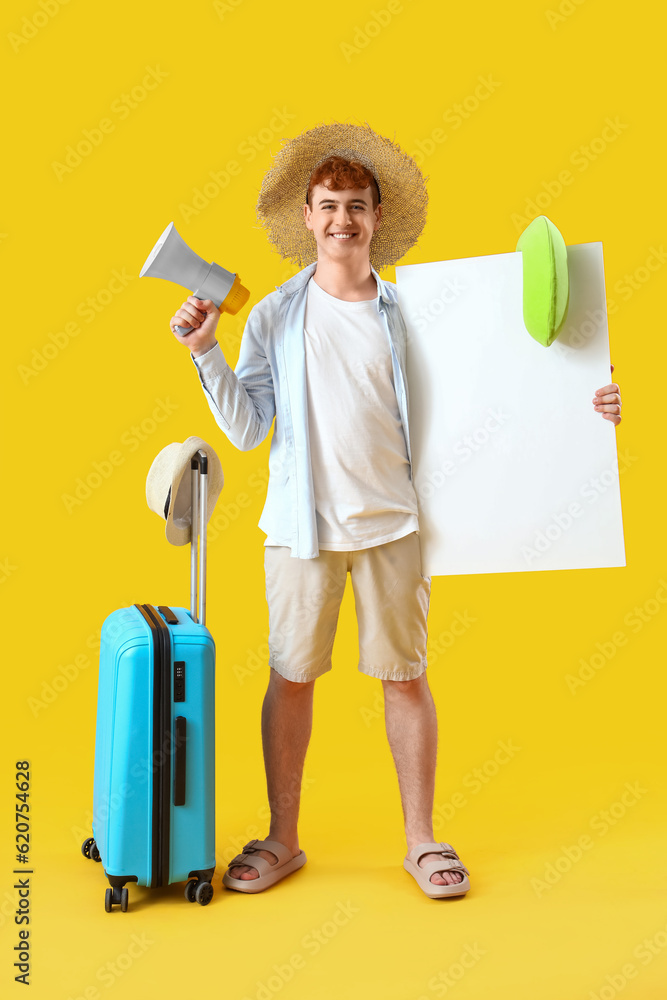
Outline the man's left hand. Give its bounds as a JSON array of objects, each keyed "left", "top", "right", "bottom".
[{"left": 592, "top": 363, "right": 622, "bottom": 425}]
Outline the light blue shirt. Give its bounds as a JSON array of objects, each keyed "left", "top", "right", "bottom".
[{"left": 191, "top": 262, "right": 414, "bottom": 559}]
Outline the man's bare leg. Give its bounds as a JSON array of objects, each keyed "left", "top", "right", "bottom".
[
  {"left": 382, "top": 673, "right": 463, "bottom": 886},
  {"left": 228, "top": 668, "right": 314, "bottom": 880}
]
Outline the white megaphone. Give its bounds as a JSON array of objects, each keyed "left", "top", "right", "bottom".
[{"left": 140, "top": 222, "right": 250, "bottom": 335}]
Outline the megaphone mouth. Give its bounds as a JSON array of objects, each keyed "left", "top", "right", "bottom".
[{"left": 140, "top": 222, "right": 176, "bottom": 277}]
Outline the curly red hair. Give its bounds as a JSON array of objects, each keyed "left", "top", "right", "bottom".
[{"left": 307, "top": 155, "right": 380, "bottom": 208}]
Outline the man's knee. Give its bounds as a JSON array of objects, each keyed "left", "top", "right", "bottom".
[
  {"left": 268, "top": 667, "right": 316, "bottom": 693},
  {"left": 381, "top": 672, "right": 428, "bottom": 696}
]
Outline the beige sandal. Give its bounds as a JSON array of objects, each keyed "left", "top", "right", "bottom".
[
  {"left": 222, "top": 838, "right": 307, "bottom": 894},
  {"left": 404, "top": 841, "right": 471, "bottom": 899}
]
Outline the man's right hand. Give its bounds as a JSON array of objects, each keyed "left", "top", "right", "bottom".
[{"left": 169, "top": 295, "right": 221, "bottom": 358}]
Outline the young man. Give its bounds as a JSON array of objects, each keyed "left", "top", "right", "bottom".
[{"left": 169, "top": 123, "right": 622, "bottom": 898}]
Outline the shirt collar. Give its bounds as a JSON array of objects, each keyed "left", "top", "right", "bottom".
[{"left": 275, "top": 261, "right": 391, "bottom": 309}]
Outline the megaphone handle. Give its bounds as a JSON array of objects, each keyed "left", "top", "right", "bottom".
[
  {"left": 174, "top": 321, "right": 194, "bottom": 336},
  {"left": 174, "top": 284, "right": 216, "bottom": 337}
]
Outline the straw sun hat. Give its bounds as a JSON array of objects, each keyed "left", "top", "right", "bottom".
[
  {"left": 255, "top": 120, "right": 429, "bottom": 271},
  {"left": 146, "top": 436, "right": 224, "bottom": 546}
]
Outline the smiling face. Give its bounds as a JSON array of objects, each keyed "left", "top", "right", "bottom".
[{"left": 303, "top": 181, "right": 382, "bottom": 264}]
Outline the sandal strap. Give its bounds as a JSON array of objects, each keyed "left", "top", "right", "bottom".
[
  {"left": 242, "top": 838, "right": 294, "bottom": 866},
  {"left": 417, "top": 857, "right": 470, "bottom": 878},
  {"left": 407, "top": 841, "right": 463, "bottom": 866},
  {"left": 228, "top": 853, "right": 252, "bottom": 868},
  {"left": 227, "top": 852, "right": 275, "bottom": 876},
  {"left": 228, "top": 839, "right": 295, "bottom": 873}
]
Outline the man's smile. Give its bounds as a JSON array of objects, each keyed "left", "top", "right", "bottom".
[{"left": 303, "top": 182, "right": 381, "bottom": 258}]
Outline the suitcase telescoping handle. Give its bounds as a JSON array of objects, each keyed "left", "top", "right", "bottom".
[{"left": 190, "top": 450, "right": 208, "bottom": 626}]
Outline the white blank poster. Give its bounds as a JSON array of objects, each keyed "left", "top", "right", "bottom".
[{"left": 396, "top": 243, "right": 626, "bottom": 577}]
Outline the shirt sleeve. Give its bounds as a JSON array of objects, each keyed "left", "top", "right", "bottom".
[{"left": 190, "top": 307, "right": 276, "bottom": 451}]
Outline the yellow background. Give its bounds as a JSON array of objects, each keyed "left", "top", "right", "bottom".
[{"left": 2, "top": 1, "right": 665, "bottom": 998}]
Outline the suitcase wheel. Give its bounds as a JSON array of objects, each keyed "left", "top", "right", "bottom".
[
  {"left": 195, "top": 881, "right": 213, "bottom": 906},
  {"left": 184, "top": 879, "right": 198, "bottom": 903},
  {"left": 81, "top": 836, "right": 101, "bottom": 862},
  {"left": 104, "top": 885, "right": 129, "bottom": 913}
]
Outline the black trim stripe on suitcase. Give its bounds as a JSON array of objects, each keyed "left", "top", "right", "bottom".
[{"left": 134, "top": 604, "right": 172, "bottom": 889}]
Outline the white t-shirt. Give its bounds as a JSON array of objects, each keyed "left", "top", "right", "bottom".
[{"left": 265, "top": 277, "right": 419, "bottom": 551}]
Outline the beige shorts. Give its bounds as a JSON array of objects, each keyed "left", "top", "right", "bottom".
[{"left": 264, "top": 530, "right": 431, "bottom": 683}]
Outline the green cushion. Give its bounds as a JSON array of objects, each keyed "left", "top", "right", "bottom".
[{"left": 515, "top": 215, "right": 569, "bottom": 347}]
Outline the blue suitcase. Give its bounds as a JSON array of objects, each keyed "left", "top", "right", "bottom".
[{"left": 82, "top": 451, "right": 217, "bottom": 911}]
